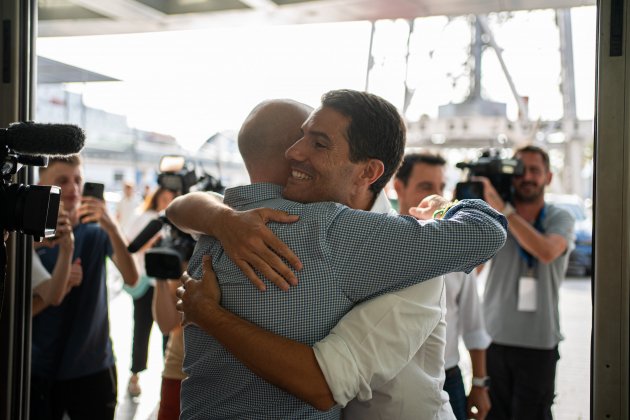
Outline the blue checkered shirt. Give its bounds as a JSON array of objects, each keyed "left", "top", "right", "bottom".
[{"left": 181, "top": 183, "right": 507, "bottom": 420}]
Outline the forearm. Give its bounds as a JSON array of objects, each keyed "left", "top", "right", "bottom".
[
  {"left": 195, "top": 302, "right": 335, "bottom": 411},
  {"left": 507, "top": 214, "right": 566, "bottom": 263},
  {"left": 106, "top": 224, "right": 139, "bottom": 286},
  {"left": 467, "top": 348, "right": 491, "bottom": 419},
  {"left": 153, "top": 281, "right": 181, "bottom": 333},
  {"left": 469, "top": 349, "right": 487, "bottom": 379},
  {"left": 166, "top": 192, "right": 229, "bottom": 236},
  {"left": 32, "top": 294, "right": 47, "bottom": 316},
  {"left": 43, "top": 246, "right": 73, "bottom": 306}
]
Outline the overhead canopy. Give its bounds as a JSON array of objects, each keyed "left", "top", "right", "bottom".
[
  {"left": 38, "top": 0, "right": 595, "bottom": 37},
  {"left": 37, "top": 56, "right": 119, "bottom": 83}
]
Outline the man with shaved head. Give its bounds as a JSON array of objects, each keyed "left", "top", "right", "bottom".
[
  {"left": 238, "top": 99, "right": 314, "bottom": 186},
  {"left": 168, "top": 90, "right": 507, "bottom": 419}
]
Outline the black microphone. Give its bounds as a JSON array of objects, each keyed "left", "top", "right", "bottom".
[
  {"left": 0, "top": 122, "right": 85, "bottom": 156},
  {"left": 127, "top": 219, "right": 165, "bottom": 253}
]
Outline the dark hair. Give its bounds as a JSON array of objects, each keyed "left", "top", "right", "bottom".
[
  {"left": 321, "top": 89, "right": 406, "bottom": 194},
  {"left": 395, "top": 153, "right": 446, "bottom": 185},
  {"left": 514, "top": 145, "right": 550, "bottom": 171}
]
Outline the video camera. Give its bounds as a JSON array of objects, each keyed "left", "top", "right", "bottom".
[
  {"left": 1, "top": 123, "right": 84, "bottom": 241},
  {"left": 127, "top": 155, "right": 225, "bottom": 280},
  {"left": 1, "top": 122, "right": 85, "bottom": 316},
  {"left": 455, "top": 150, "right": 524, "bottom": 203}
]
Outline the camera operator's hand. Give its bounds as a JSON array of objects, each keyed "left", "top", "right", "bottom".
[
  {"left": 409, "top": 195, "right": 451, "bottom": 220},
  {"left": 471, "top": 176, "right": 506, "bottom": 212},
  {"left": 176, "top": 256, "right": 221, "bottom": 326},
  {"left": 214, "top": 208, "right": 302, "bottom": 292}
]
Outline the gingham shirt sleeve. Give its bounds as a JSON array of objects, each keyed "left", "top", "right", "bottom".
[{"left": 327, "top": 199, "right": 508, "bottom": 302}]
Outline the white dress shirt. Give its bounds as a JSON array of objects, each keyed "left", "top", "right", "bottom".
[
  {"left": 312, "top": 191, "right": 455, "bottom": 420},
  {"left": 444, "top": 271, "right": 491, "bottom": 370}
]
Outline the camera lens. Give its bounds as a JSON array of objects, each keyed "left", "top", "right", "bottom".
[{"left": 0, "top": 183, "right": 60, "bottom": 238}]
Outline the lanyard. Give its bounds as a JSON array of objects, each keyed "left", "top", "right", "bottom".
[{"left": 517, "top": 205, "right": 547, "bottom": 269}]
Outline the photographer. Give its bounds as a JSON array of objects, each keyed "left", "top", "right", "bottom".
[
  {"left": 474, "top": 145, "right": 574, "bottom": 420},
  {"left": 31, "top": 155, "right": 138, "bottom": 420},
  {"left": 124, "top": 186, "right": 177, "bottom": 398}
]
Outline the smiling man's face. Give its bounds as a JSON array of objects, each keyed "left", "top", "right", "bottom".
[{"left": 282, "top": 106, "right": 366, "bottom": 206}]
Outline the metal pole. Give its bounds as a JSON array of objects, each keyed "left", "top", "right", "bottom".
[
  {"left": 476, "top": 15, "right": 529, "bottom": 122},
  {"left": 0, "top": 0, "right": 35, "bottom": 417}
]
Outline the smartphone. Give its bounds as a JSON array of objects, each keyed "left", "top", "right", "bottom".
[
  {"left": 81, "top": 182, "right": 105, "bottom": 223},
  {"left": 82, "top": 182, "right": 105, "bottom": 200}
]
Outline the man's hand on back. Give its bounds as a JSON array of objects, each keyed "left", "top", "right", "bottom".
[
  {"left": 214, "top": 208, "right": 302, "bottom": 291},
  {"left": 177, "top": 256, "right": 221, "bottom": 326}
]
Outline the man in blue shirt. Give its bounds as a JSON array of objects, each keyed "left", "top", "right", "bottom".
[
  {"left": 31, "top": 155, "right": 138, "bottom": 420},
  {"left": 169, "top": 91, "right": 507, "bottom": 419}
]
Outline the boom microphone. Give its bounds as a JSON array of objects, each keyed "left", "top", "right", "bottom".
[
  {"left": 127, "top": 218, "right": 166, "bottom": 253},
  {"left": 0, "top": 122, "right": 85, "bottom": 156}
]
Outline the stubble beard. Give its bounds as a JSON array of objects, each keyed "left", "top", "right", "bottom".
[{"left": 513, "top": 182, "right": 545, "bottom": 203}]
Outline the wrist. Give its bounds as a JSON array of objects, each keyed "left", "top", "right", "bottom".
[
  {"left": 501, "top": 202, "right": 515, "bottom": 217},
  {"left": 213, "top": 207, "right": 235, "bottom": 237},
  {"left": 471, "top": 376, "right": 490, "bottom": 388},
  {"left": 432, "top": 200, "right": 458, "bottom": 219}
]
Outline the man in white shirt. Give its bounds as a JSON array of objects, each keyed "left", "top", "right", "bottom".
[{"left": 394, "top": 153, "right": 492, "bottom": 420}]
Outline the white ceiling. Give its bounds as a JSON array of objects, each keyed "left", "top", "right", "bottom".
[{"left": 38, "top": 0, "right": 595, "bottom": 37}]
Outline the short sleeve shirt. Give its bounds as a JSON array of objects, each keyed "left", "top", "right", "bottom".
[
  {"left": 483, "top": 203, "right": 575, "bottom": 349},
  {"left": 32, "top": 222, "right": 115, "bottom": 380}
]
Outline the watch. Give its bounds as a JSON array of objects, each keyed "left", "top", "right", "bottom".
[
  {"left": 501, "top": 203, "right": 515, "bottom": 217},
  {"left": 472, "top": 376, "right": 491, "bottom": 388}
]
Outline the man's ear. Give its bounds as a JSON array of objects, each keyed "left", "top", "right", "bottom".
[
  {"left": 361, "top": 159, "right": 385, "bottom": 188},
  {"left": 545, "top": 171, "right": 553, "bottom": 186}
]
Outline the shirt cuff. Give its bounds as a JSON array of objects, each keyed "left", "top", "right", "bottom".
[
  {"left": 462, "top": 328, "right": 492, "bottom": 350},
  {"left": 313, "top": 334, "right": 370, "bottom": 407}
]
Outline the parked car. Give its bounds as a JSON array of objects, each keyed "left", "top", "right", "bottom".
[{"left": 546, "top": 194, "right": 593, "bottom": 277}]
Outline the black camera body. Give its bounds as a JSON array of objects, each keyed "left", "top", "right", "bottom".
[
  {"left": 1, "top": 122, "right": 85, "bottom": 241},
  {"left": 455, "top": 151, "right": 524, "bottom": 203},
  {"left": 143, "top": 216, "right": 197, "bottom": 280},
  {"left": 1, "top": 145, "right": 60, "bottom": 241},
  {"left": 128, "top": 156, "right": 225, "bottom": 280}
]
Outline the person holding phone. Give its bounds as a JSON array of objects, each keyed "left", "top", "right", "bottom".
[{"left": 31, "top": 155, "right": 138, "bottom": 420}]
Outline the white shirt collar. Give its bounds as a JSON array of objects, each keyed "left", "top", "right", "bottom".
[{"left": 370, "top": 190, "right": 396, "bottom": 215}]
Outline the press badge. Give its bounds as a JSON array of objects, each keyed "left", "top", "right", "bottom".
[{"left": 518, "top": 270, "right": 537, "bottom": 312}]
